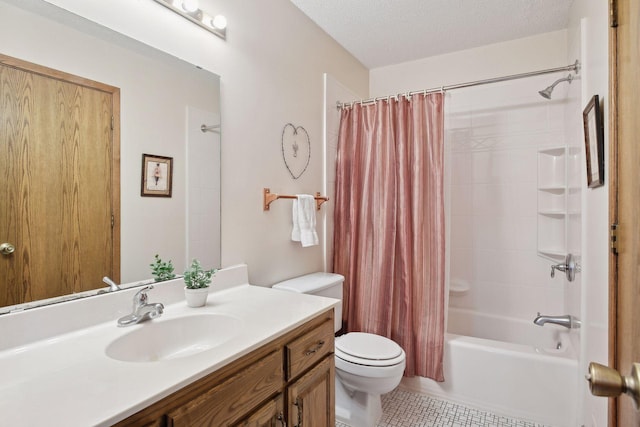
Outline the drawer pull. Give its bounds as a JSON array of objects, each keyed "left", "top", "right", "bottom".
[
  {"left": 303, "top": 340, "right": 325, "bottom": 356},
  {"left": 277, "top": 411, "right": 287, "bottom": 427},
  {"left": 293, "top": 398, "right": 303, "bottom": 427}
]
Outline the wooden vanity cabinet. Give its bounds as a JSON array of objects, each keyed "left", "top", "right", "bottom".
[{"left": 113, "top": 309, "right": 335, "bottom": 427}]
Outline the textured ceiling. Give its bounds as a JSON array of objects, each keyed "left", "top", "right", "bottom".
[{"left": 290, "top": 0, "right": 574, "bottom": 69}]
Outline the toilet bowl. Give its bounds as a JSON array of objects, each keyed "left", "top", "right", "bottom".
[
  {"left": 272, "top": 273, "right": 406, "bottom": 427},
  {"left": 334, "top": 332, "right": 406, "bottom": 426}
]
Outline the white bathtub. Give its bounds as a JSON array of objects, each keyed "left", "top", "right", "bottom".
[{"left": 401, "top": 308, "right": 578, "bottom": 427}]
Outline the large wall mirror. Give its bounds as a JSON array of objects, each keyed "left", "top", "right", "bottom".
[{"left": 0, "top": 0, "right": 221, "bottom": 313}]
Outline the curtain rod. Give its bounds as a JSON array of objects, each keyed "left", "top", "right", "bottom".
[{"left": 337, "top": 60, "right": 580, "bottom": 110}]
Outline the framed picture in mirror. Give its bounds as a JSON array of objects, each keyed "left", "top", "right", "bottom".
[
  {"left": 141, "top": 153, "right": 173, "bottom": 197},
  {"left": 583, "top": 95, "right": 604, "bottom": 188}
]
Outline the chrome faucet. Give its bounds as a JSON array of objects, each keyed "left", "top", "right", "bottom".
[
  {"left": 117, "top": 285, "right": 164, "bottom": 327},
  {"left": 103, "top": 276, "right": 121, "bottom": 292},
  {"left": 534, "top": 312, "right": 581, "bottom": 329}
]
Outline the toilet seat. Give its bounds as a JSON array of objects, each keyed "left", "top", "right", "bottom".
[{"left": 336, "top": 332, "right": 405, "bottom": 367}]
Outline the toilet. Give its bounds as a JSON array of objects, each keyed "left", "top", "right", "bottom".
[{"left": 273, "top": 272, "right": 406, "bottom": 427}]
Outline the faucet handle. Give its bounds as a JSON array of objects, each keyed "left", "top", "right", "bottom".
[
  {"left": 550, "top": 253, "right": 579, "bottom": 282},
  {"left": 133, "top": 285, "right": 154, "bottom": 306}
]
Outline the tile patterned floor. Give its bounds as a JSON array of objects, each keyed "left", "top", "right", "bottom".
[{"left": 335, "top": 388, "right": 550, "bottom": 427}]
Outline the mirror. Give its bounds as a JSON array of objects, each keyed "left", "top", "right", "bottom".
[{"left": 0, "top": 0, "right": 221, "bottom": 313}]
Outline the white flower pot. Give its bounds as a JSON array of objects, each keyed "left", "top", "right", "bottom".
[{"left": 184, "top": 287, "right": 209, "bottom": 307}]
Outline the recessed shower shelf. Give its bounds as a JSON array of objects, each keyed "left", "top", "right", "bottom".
[
  {"left": 537, "top": 146, "right": 568, "bottom": 260},
  {"left": 538, "top": 147, "right": 566, "bottom": 156},
  {"left": 538, "top": 186, "right": 565, "bottom": 193},
  {"left": 538, "top": 210, "right": 566, "bottom": 216},
  {"left": 538, "top": 248, "right": 567, "bottom": 258}
]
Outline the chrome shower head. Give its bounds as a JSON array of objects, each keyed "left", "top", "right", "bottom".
[
  {"left": 539, "top": 74, "right": 574, "bottom": 99},
  {"left": 538, "top": 87, "right": 554, "bottom": 100}
]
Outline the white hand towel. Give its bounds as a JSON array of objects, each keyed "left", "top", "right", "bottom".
[
  {"left": 291, "top": 198, "right": 301, "bottom": 242},
  {"left": 291, "top": 194, "right": 318, "bottom": 247}
]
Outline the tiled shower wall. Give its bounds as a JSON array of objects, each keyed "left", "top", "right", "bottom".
[{"left": 446, "top": 74, "right": 572, "bottom": 321}]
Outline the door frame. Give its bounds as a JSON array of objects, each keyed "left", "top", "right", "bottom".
[
  {"left": 608, "top": 35, "right": 618, "bottom": 427},
  {"left": 608, "top": 0, "right": 618, "bottom": 425}
]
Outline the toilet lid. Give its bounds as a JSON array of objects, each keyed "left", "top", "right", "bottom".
[{"left": 335, "top": 332, "right": 404, "bottom": 363}]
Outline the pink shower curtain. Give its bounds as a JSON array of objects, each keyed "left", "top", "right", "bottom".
[{"left": 333, "top": 93, "right": 445, "bottom": 381}]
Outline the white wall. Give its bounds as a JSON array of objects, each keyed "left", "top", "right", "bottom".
[
  {"left": 370, "top": 30, "right": 570, "bottom": 98},
  {"left": 187, "top": 107, "right": 221, "bottom": 269},
  {"left": 567, "top": 1, "right": 610, "bottom": 426},
  {"left": 34, "top": 0, "right": 369, "bottom": 285}
]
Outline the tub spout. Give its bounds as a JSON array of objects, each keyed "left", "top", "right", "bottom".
[{"left": 534, "top": 313, "right": 580, "bottom": 329}]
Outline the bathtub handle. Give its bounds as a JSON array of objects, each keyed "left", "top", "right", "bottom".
[{"left": 550, "top": 253, "right": 580, "bottom": 282}]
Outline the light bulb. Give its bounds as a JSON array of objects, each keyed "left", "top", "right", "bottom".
[
  {"left": 212, "top": 15, "right": 227, "bottom": 30},
  {"left": 181, "top": 0, "right": 199, "bottom": 13}
]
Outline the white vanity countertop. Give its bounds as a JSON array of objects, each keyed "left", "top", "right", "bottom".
[{"left": 0, "top": 267, "right": 338, "bottom": 426}]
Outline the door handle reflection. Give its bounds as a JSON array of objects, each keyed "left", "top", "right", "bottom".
[{"left": 0, "top": 243, "right": 15, "bottom": 255}]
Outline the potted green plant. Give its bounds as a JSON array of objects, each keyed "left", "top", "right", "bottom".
[
  {"left": 150, "top": 254, "right": 177, "bottom": 282},
  {"left": 183, "top": 259, "right": 218, "bottom": 307}
]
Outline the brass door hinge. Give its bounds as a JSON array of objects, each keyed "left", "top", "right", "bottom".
[
  {"left": 610, "top": 0, "right": 618, "bottom": 27},
  {"left": 111, "top": 214, "right": 115, "bottom": 228},
  {"left": 111, "top": 116, "right": 114, "bottom": 130},
  {"left": 611, "top": 223, "right": 619, "bottom": 253}
]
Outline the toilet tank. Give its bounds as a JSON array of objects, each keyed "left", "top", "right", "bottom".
[{"left": 272, "top": 272, "right": 344, "bottom": 332}]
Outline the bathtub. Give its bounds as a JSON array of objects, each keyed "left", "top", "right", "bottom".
[{"left": 401, "top": 307, "right": 578, "bottom": 427}]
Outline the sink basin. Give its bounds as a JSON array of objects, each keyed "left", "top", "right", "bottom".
[{"left": 106, "top": 314, "right": 243, "bottom": 362}]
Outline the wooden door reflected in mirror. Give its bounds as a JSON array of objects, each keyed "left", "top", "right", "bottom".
[{"left": 0, "top": 55, "right": 120, "bottom": 307}]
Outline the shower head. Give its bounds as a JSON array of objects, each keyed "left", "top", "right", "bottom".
[
  {"left": 538, "top": 74, "right": 574, "bottom": 99},
  {"left": 538, "top": 86, "right": 554, "bottom": 100}
]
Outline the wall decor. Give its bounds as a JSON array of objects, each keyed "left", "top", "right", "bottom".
[
  {"left": 141, "top": 153, "right": 173, "bottom": 197},
  {"left": 281, "top": 123, "right": 311, "bottom": 179},
  {"left": 583, "top": 95, "right": 604, "bottom": 188}
]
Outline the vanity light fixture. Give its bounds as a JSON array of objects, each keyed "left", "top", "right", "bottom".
[
  {"left": 181, "top": 0, "right": 199, "bottom": 13},
  {"left": 152, "top": 0, "right": 227, "bottom": 40}
]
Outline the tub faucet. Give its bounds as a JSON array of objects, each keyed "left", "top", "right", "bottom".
[
  {"left": 534, "top": 313, "right": 580, "bottom": 329},
  {"left": 117, "top": 285, "right": 164, "bottom": 327},
  {"left": 102, "top": 276, "right": 121, "bottom": 292}
]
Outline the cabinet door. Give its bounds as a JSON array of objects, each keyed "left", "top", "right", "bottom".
[
  {"left": 287, "top": 356, "right": 335, "bottom": 427},
  {"left": 234, "top": 394, "right": 285, "bottom": 427},
  {"left": 167, "top": 350, "right": 283, "bottom": 426}
]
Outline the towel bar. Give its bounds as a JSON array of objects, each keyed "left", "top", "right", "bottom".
[{"left": 263, "top": 188, "right": 328, "bottom": 211}]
